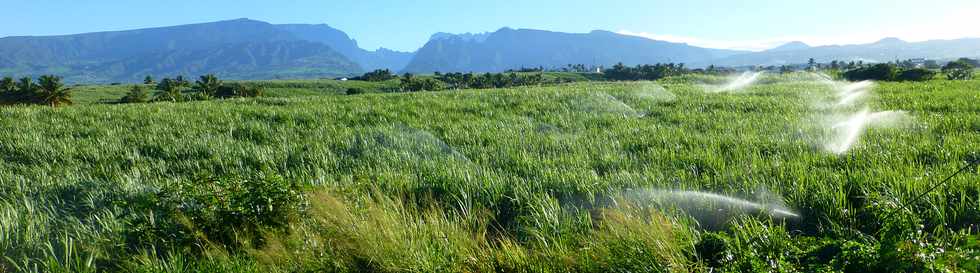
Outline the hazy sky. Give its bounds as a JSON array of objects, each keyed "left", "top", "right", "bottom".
[{"left": 2, "top": 0, "right": 978, "bottom": 52}]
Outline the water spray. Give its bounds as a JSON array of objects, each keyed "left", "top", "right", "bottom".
[
  {"left": 641, "top": 190, "right": 799, "bottom": 219},
  {"left": 713, "top": 71, "right": 765, "bottom": 92},
  {"left": 810, "top": 75, "right": 910, "bottom": 155},
  {"left": 825, "top": 109, "right": 909, "bottom": 154}
]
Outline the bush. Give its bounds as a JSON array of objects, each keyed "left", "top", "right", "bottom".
[
  {"left": 400, "top": 75, "right": 445, "bottom": 92},
  {"left": 604, "top": 62, "right": 689, "bottom": 81},
  {"left": 895, "top": 68, "right": 936, "bottom": 81},
  {"left": 942, "top": 59, "right": 975, "bottom": 80},
  {"left": 345, "top": 87, "right": 364, "bottom": 95},
  {"left": 352, "top": 69, "right": 396, "bottom": 82},
  {"left": 217, "top": 83, "right": 263, "bottom": 98},
  {"left": 843, "top": 64, "right": 898, "bottom": 81},
  {"left": 119, "top": 85, "right": 149, "bottom": 103}
]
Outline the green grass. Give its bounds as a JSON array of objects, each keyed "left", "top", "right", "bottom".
[{"left": 1, "top": 75, "right": 979, "bottom": 272}]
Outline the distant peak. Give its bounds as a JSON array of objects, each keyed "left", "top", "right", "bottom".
[
  {"left": 429, "top": 31, "right": 491, "bottom": 43},
  {"left": 874, "top": 37, "right": 906, "bottom": 44},
  {"left": 768, "top": 41, "right": 811, "bottom": 52},
  {"left": 227, "top": 18, "right": 258, "bottom": 23}
]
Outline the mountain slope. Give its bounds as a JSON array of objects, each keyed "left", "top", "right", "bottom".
[
  {"left": 275, "top": 24, "right": 415, "bottom": 71},
  {"left": 0, "top": 19, "right": 363, "bottom": 83},
  {"left": 92, "top": 40, "right": 363, "bottom": 82},
  {"left": 711, "top": 38, "right": 980, "bottom": 66},
  {"left": 402, "top": 28, "right": 745, "bottom": 73}
]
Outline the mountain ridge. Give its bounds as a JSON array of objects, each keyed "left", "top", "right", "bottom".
[
  {"left": 402, "top": 28, "right": 746, "bottom": 73},
  {"left": 2, "top": 18, "right": 980, "bottom": 83}
]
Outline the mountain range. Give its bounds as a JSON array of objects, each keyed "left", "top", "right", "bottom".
[
  {"left": 401, "top": 28, "right": 743, "bottom": 73},
  {"left": 705, "top": 38, "right": 980, "bottom": 67},
  {"left": 0, "top": 19, "right": 410, "bottom": 83},
  {"left": 0, "top": 18, "right": 978, "bottom": 83}
]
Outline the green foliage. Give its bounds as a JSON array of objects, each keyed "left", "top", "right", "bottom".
[
  {"left": 695, "top": 233, "right": 732, "bottom": 267},
  {"left": 942, "top": 58, "right": 975, "bottom": 80},
  {"left": 216, "top": 83, "right": 264, "bottom": 98},
  {"left": 604, "top": 62, "right": 689, "bottom": 81},
  {"left": 352, "top": 69, "right": 396, "bottom": 82},
  {"left": 0, "top": 77, "right": 14, "bottom": 93},
  {"left": 126, "top": 172, "right": 303, "bottom": 249},
  {"left": 843, "top": 63, "right": 898, "bottom": 81},
  {"left": 345, "top": 87, "right": 364, "bottom": 95},
  {"left": 154, "top": 78, "right": 186, "bottom": 102},
  {"left": 144, "top": 75, "right": 155, "bottom": 85},
  {"left": 894, "top": 68, "right": 936, "bottom": 82},
  {"left": 0, "top": 77, "right": 979, "bottom": 272},
  {"left": 36, "top": 75, "right": 73, "bottom": 107},
  {"left": 435, "top": 72, "right": 545, "bottom": 89},
  {"left": 194, "top": 74, "right": 222, "bottom": 99},
  {"left": 399, "top": 73, "right": 446, "bottom": 92},
  {"left": 120, "top": 85, "right": 150, "bottom": 103}
]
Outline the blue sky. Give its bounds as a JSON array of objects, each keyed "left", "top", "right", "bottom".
[{"left": 2, "top": 0, "right": 978, "bottom": 52}]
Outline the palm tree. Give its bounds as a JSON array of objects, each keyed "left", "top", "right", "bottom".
[
  {"left": 174, "top": 75, "right": 190, "bottom": 88},
  {"left": 194, "top": 74, "right": 222, "bottom": 98},
  {"left": 154, "top": 78, "right": 183, "bottom": 102},
  {"left": 16, "top": 77, "right": 38, "bottom": 103},
  {"left": 0, "top": 77, "right": 14, "bottom": 93},
  {"left": 37, "top": 75, "right": 72, "bottom": 107}
]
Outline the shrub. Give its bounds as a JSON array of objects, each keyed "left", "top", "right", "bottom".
[
  {"left": 217, "top": 83, "right": 263, "bottom": 98},
  {"left": 119, "top": 85, "right": 149, "bottom": 103},
  {"left": 604, "top": 62, "right": 689, "bottom": 81},
  {"left": 400, "top": 75, "right": 445, "bottom": 92},
  {"left": 352, "top": 69, "right": 396, "bottom": 82},
  {"left": 895, "top": 68, "right": 936, "bottom": 81},
  {"left": 843, "top": 64, "right": 898, "bottom": 81},
  {"left": 345, "top": 87, "right": 364, "bottom": 95},
  {"left": 942, "top": 59, "right": 975, "bottom": 80}
]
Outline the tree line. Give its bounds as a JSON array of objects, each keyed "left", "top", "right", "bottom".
[
  {"left": 842, "top": 58, "right": 976, "bottom": 82},
  {"left": 352, "top": 69, "right": 548, "bottom": 92},
  {"left": 120, "top": 74, "right": 264, "bottom": 103},
  {"left": 602, "top": 63, "right": 689, "bottom": 81},
  {"left": 0, "top": 75, "right": 73, "bottom": 107}
]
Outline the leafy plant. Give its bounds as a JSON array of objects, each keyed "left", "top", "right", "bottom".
[
  {"left": 942, "top": 58, "right": 975, "bottom": 80},
  {"left": 36, "top": 75, "right": 73, "bottom": 107},
  {"left": 120, "top": 85, "right": 149, "bottom": 103}
]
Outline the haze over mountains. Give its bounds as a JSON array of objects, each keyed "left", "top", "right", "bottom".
[{"left": 0, "top": 18, "right": 978, "bottom": 83}]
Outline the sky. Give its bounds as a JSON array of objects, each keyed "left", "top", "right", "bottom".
[{"left": 2, "top": 0, "right": 979, "bottom": 52}]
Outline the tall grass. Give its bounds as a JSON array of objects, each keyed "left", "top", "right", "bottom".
[{"left": 0, "top": 76, "right": 978, "bottom": 271}]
